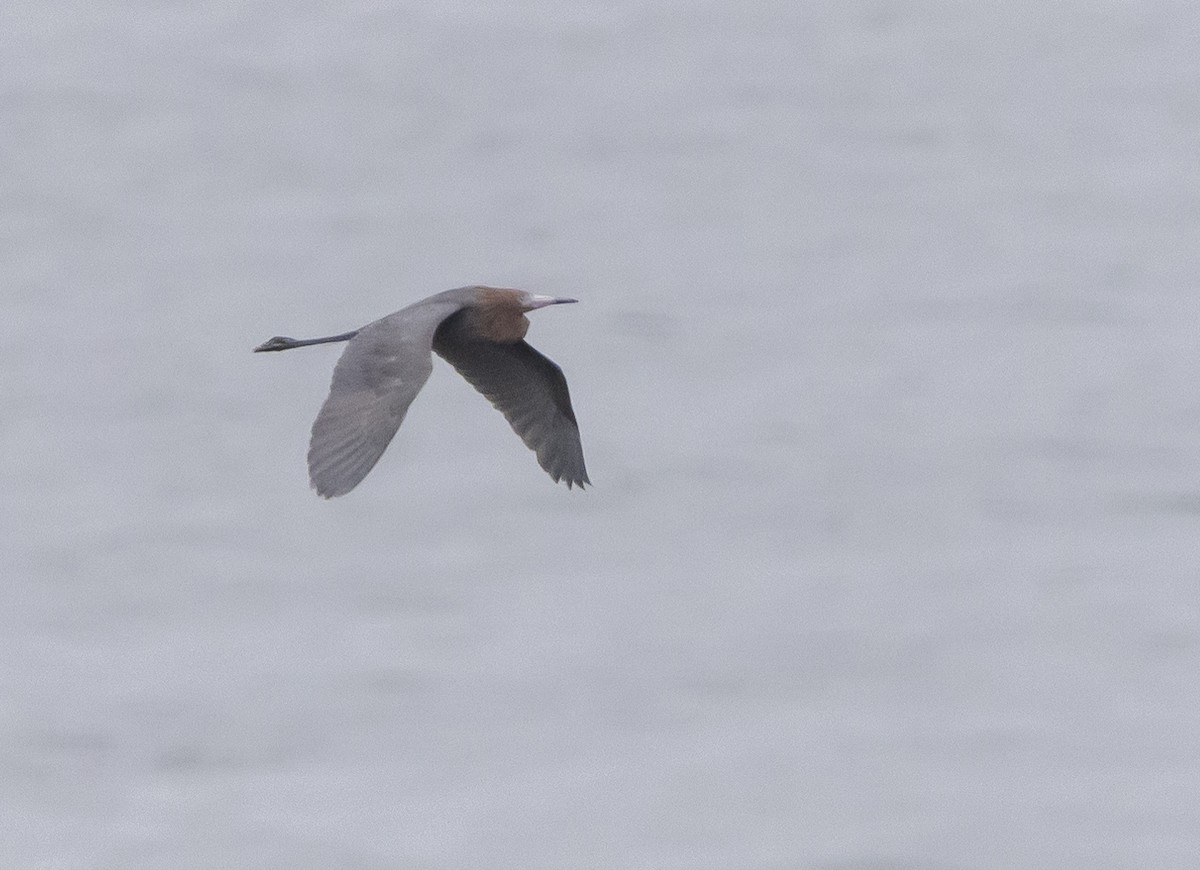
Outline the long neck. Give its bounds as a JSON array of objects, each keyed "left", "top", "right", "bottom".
[
  {"left": 253, "top": 330, "right": 359, "bottom": 352},
  {"left": 466, "top": 305, "right": 529, "bottom": 343}
]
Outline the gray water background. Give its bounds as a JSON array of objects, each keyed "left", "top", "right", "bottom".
[{"left": 3, "top": 2, "right": 1200, "bottom": 867}]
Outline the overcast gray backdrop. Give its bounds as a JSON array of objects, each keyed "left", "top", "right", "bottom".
[{"left": 4, "top": 2, "right": 1200, "bottom": 868}]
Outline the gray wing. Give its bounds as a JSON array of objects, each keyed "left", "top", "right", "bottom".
[
  {"left": 307, "top": 302, "right": 461, "bottom": 497},
  {"left": 433, "top": 313, "right": 589, "bottom": 488}
]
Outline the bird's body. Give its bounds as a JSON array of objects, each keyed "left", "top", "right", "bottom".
[{"left": 255, "top": 286, "right": 588, "bottom": 497}]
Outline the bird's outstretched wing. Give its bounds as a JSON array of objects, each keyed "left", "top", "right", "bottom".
[
  {"left": 433, "top": 313, "right": 589, "bottom": 488},
  {"left": 307, "top": 302, "right": 461, "bottom": 497}
]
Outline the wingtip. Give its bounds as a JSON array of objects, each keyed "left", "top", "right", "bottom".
[{"left": 309, "top": 476, "right": 351, "bottom": 499}]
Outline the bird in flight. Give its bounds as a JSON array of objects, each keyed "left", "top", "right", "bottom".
[{"left": 255, "top": 286, "right": 588, "bottom": 497}]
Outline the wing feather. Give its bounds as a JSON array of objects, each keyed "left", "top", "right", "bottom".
[
  {"left": 307, "top": 301, "right": 462, "bottom": 497},
  {"left": 433, "top": 312, "right": 589, "bottom": 488}
]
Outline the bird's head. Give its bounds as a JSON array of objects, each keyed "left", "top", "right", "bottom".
[
  {"left": 473, "top": 286, "right": 578, "bottom": 312},
  {"left": 467, "top": 287, "right": 578, "bottom": 342}
]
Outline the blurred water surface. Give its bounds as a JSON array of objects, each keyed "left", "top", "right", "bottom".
[{"left": 3, "top": 1, "right": 1200, "bottom": 868}]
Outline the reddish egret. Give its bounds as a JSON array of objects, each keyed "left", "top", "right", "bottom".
[{"left": 255, "top": 286, "right": 588, "bottom": 497}]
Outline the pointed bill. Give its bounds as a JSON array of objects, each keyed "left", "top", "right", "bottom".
[{"left": 522, "top": 294, "right": 578, "bottom": 310}]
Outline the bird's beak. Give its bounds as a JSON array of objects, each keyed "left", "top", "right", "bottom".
[{"left": 524, "top": 295, "right": 578, "bottom": 310}]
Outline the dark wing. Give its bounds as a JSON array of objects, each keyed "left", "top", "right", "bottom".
[{"left": 433, "top": 314, "right": 589, "bottom": 488}]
